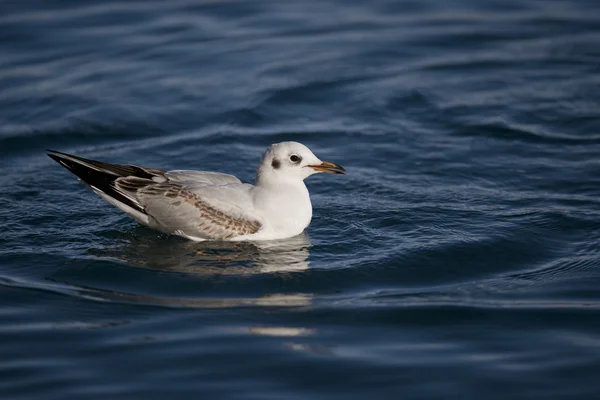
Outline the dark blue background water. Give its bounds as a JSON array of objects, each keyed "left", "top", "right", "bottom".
[{"left": 2, "top": 0, "right": 600, "bottom": 398}]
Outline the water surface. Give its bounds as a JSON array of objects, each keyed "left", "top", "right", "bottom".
[{"left": 2, "top": 0, "right": 600, "bottom": 398}]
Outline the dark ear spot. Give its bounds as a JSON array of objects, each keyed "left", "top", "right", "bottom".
[{"left": 271, "top": 158, "right": 281, "bottom": 169}]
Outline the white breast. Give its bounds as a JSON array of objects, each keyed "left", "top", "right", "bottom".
[{"left": 249, "top": 182, "right": 313, "bottom": 240}]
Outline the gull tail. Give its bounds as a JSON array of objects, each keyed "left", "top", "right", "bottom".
[{"left": 47, "top": 150, "right": 157, "bottom": 224}]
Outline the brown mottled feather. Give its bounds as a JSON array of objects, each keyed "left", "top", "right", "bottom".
[{"left": 115, "top": 178, "right": 261, "bottom": 239}]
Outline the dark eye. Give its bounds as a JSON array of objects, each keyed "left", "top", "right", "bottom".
[{"left": 290, "top": 154, "right": 301, "bottom": 163}]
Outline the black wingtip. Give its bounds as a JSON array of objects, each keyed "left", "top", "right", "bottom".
[
  {"left": 47, "top": 152, "right": 63, "bottom": 163},
  {"left": 47, "top": 149, "right": 69, "bottom": 157},
  {"left": 47, "top": 150, "right": 147, "bottom": 214},
  {"left": 46, "top": 150, "right": 65, "bottom": 161},
  {"left": 47, "top": 152, "right": 76, "bottom": 174}
]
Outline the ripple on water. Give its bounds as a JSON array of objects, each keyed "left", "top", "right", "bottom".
[{"left": 2, "top": 0, "right": 600, "bottom": 399}]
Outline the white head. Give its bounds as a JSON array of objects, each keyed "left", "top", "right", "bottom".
[{"left": 256, "top": 141, "right": 345, "bottom": 186}]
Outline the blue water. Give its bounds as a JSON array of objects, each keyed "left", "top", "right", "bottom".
[{"left": 2, "top": 0, "right": 600, "bottom": 398}]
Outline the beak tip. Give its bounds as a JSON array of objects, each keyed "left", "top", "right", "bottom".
[{"left": 309, "top": 161, "right": 346, "bottom": 175}]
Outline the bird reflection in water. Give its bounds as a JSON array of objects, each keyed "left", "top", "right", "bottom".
[
  {"left": 78, "top": 230, "right": 314, "bottom": 308},
  {"left": 99, "top": 230, "right": 312, "bottom": 275}
]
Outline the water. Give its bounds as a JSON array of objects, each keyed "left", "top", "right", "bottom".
[{"left": 2, "top": 0, "right": 600, "bottom": 398}]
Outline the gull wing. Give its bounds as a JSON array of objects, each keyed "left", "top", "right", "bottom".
[
  {"left": 115, "top": 178, "right": 262, "bottom": 240},
  {"left": 164, "top": 170, "right": 242, "bottom": 186},
  {"left": 47, "top": 150, "right": 261, "bottom": 240}
]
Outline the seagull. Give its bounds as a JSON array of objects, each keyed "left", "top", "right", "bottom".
[{"left": 48, "top": 142, "right": 345, "bottom": 241}]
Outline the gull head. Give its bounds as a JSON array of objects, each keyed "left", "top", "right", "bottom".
[{"left": 256, "top": 141, "right": 345, "bottom": 185}]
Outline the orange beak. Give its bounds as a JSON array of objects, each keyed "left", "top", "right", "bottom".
[{"left": 307, "top": 161, "right": 346, "bottom": 175}]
